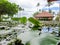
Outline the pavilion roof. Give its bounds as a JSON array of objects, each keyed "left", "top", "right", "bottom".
[{"left": 34, "top": 11, "right": 54, "bottom": 18}]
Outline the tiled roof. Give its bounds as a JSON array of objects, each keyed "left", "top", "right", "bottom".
[{"left": 35, "top": 11, "right": 54, "bottom": 18}]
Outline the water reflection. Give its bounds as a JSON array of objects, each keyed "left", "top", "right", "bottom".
[{"left": 41, "top": 26, "right": 59, "bottom": 33}]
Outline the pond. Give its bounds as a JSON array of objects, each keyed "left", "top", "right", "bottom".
[
  {"left": 0, "top": 25, "right": 60, "bottom": 45},
  {"left": 41, "top": 26, "right": 59, "bottom": 33}
]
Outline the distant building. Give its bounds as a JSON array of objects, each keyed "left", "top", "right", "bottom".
[{"left": 34, "top": 11, "right": 54, "bottom": 21}]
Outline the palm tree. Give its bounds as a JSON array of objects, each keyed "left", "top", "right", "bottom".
[
  {"left": 47, "top": 1, "right": 53, "bottom": 13},
  {"left": 36, "top": 3, "right": 40, "bottom": 11}
]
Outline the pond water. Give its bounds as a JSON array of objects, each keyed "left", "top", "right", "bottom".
[
  {"left": 0, "top": 25, "right": 60, "bottom": 45},
  {"left": 41, "top": 26, "right": 59, "bottom": 33}
]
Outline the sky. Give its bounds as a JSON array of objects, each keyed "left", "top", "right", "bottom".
[
  {"left": 9, "top": 0, "right": 47, "bottom": 11},
  {"left": 9, "top": 0, "right": 60, "bottom": 17}
]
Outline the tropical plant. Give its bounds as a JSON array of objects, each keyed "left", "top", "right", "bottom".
[
  {"left": 11, "top": 17, "right": 42, "bottom": 30},
  {"left": 36, "top": 3, "right": 40, "bottom": 7},
  {"left": 47, "top": 0, "right": 53, "bottom": 13},
  {"left": 0, "top": 0, "right": 20, "bottom": 21},
  {"left": 17, "top": 5, "right": 23, "bottom": 11},
  {"left": 28, "top": 17, "right": 42, "bottom": 30},
  {"left": 20, "top": 17, "right": 27, "bottom": 24},
  {"left": 28, "top": 17, "right": 40, "bottom": 26},
  {"left": 36, "top": 3, "right": 40, "bottom": 11},
  {"left": 25, "top": 33, "right": 60, "bottom": 45}
]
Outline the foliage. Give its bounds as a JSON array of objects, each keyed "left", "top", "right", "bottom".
[
  {"left": 28, "top": 17, "right": 40, "bottom": 26},
  {"left": 20, "top": 17, "right": 27, "bottom": 24},
  {"left": 14, "top": 39, "right": 24, "bottom": 45},
  {"left": 3, "top": 16, "right": 9, "bottom": 19},
  {"left": 49, "top": 9, "right": 52, "bottom": 13},
  {"left": 33, "top": 12, "right": 39, "bottom": 16},
  {"left": 25, "top": 33, "right": 59, "bottom": 45},
  {"left": 55, "top": 16, "right": 60, "bottom": 21},
  {"left": 55, "top": 12, "right": 60, "bottom": 21},
  {"left": 8, "top": 39, "right": 24, "bottom": 45},
  {"left": 47, "top": 1, "right": 53, "bottom": 14},
  {"left": 11, "top": 17, "right": 21, "bottom": 21},
  {"left": 28, "top": 17, "right": 42, "bottom": 30},
  {"left": 0, "top": 1, "right": 19, "bottom": 15},
  {"left": 19, "top": 7, "right": 24, "bottom": 11},
  {"left": 11, "top": 17, "right": 27, "bottom": 23},
  {"left": 12, "top": 17, "right": 42, "bottom": 30},
  {"left": 17, "top": 5, "right": 23, "bottom": 11},
  {"left": 32, "top": 25, "right": 40, "bottom": 30},
  {"left": 47, "top": 2, "right": 52, "bottom": 6},
  {"left": 25, "top": 41, "right": 30, "bottom": 45},
  {"left": 0, "top": 0, "right": 19, "bottom": 21},
  {"left": 0, "top": 0, "right": 7, "bottom": 2},
  {"left": 36, "top": 3, "right": 40, "bottom": 7}
]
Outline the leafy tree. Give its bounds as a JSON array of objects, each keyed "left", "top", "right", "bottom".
[
  {"left": 0, "top": 0, "right": 19, "bottom": 21},
  {"left": 47, "top": 0, "right": 53, "bottom": 13},
  {"left": 17, "top": 5, "right": 24, "bottom": 11},
  {"left": 36, "top": 3, "right": 40, "bottom": 11},
  {"left": 36, "top": 3, "right": 40, "bottom": 7},
  {"left": 0, "top": 0, "right": 7, "bottom": 2}
]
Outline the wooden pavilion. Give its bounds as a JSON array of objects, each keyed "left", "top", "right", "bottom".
[{"left": 34, "top": 11, "right": 54, "bottom": 21}]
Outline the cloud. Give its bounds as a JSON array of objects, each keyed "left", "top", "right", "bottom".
[
  {"left": 9, "top": 0, "right": 47, "bottom": 8},
  {"left": 42, "top": 2, "right": 59, "bottom": 10},
  {"left": 9, "top": 0, "right": 59, "bottom": 17}
]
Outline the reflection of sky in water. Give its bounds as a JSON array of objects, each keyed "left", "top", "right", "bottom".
[{"left": 42, "top": 27, "right": 59, "bottom": 33}]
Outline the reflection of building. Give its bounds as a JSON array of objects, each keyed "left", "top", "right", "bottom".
[{"left": 34, "top": 11, "right": 54, "bottom": 21}]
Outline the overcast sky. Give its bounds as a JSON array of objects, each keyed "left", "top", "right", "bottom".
[
  {"left": 9, "top": 0, "right": 59, "bottom": 10},
  {"left": 8, "top": 0, "right": 60, "bottom": 17},
  {"left": 9, "top": 0, "right": 48, "bottom": 11}
]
